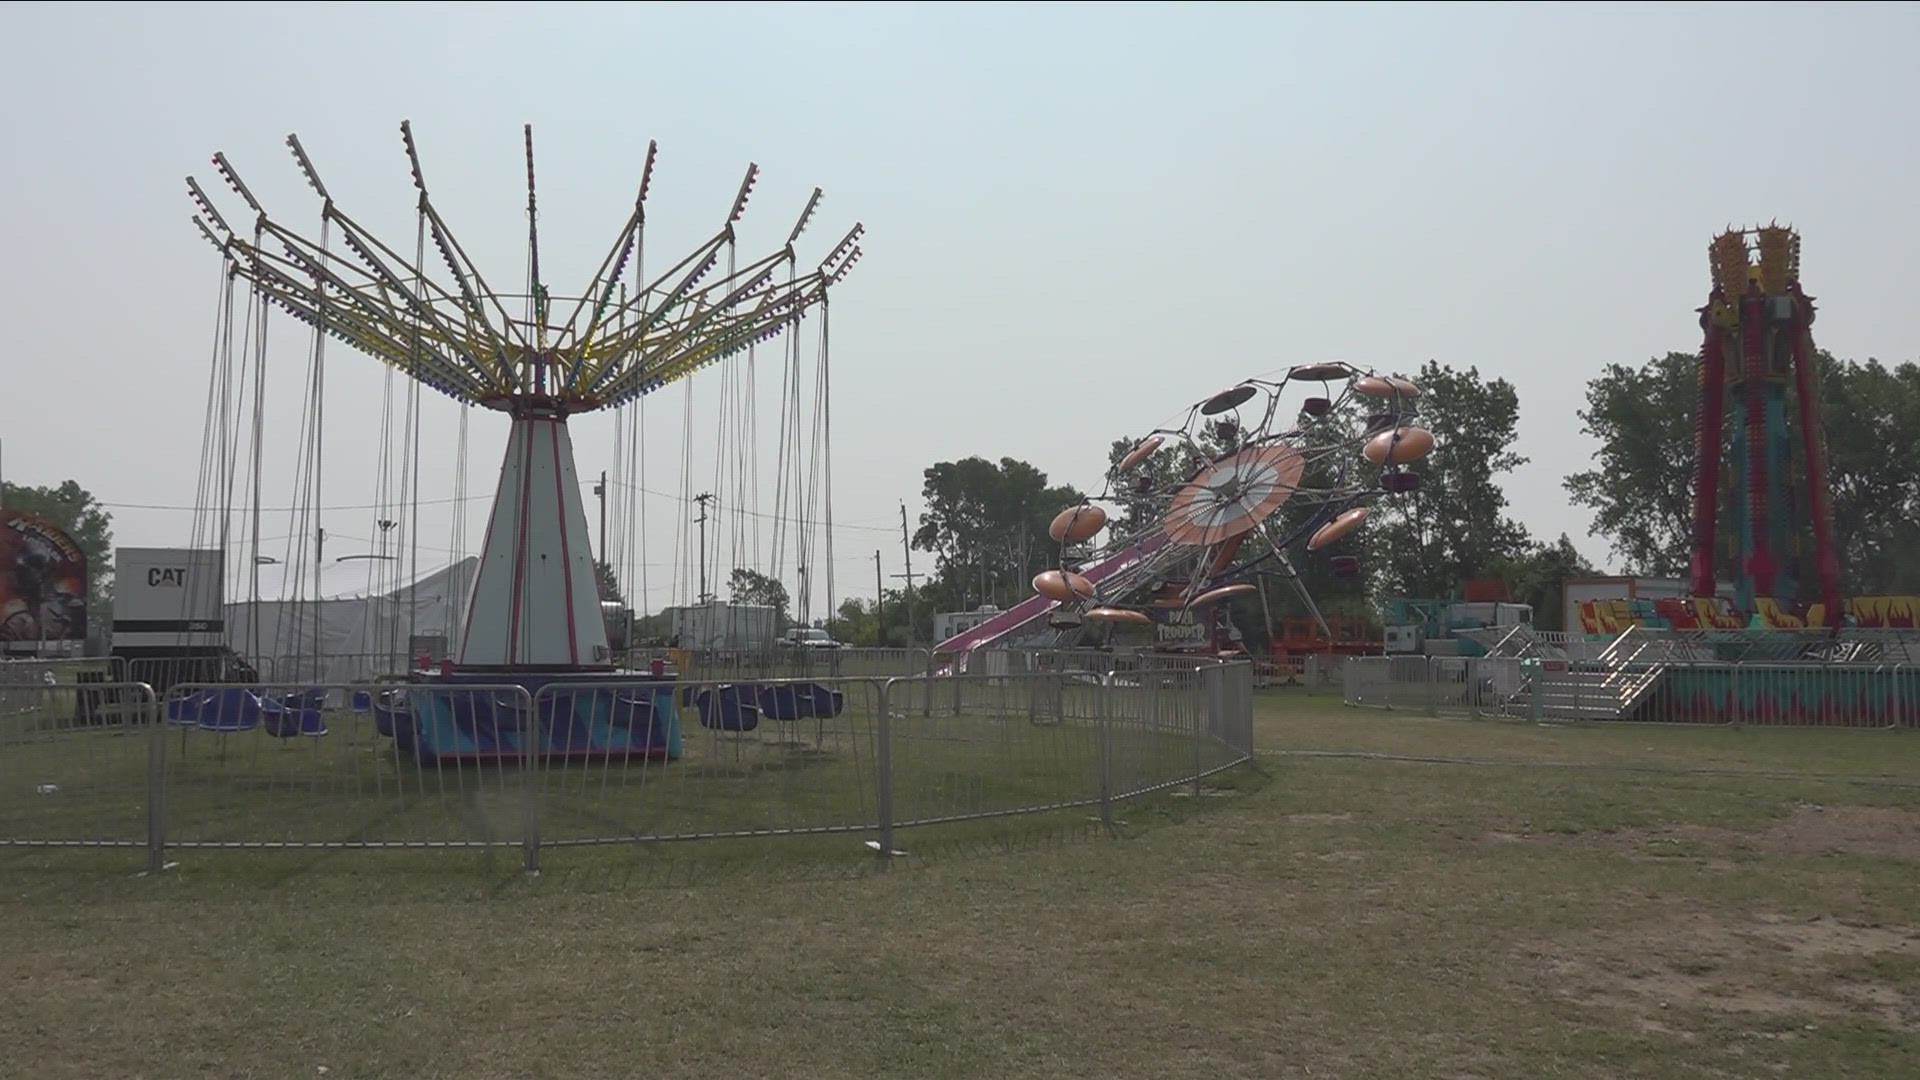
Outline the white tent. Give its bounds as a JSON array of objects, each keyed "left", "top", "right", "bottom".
[{"left": 222, "top": 555, "right": 478, "bottom": 684}]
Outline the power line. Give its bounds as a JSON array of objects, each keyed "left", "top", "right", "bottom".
[
  {"left": 99, "top": 494, "right": 476, "bottom": 513},
  {"left": 96, "top": 478, "right": 907, "bottom": 534},
  {"left": 595, "top": 477, "right": 901, "bottom": 533}
]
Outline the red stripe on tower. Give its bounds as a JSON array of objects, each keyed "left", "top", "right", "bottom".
[
  {"left": 550, "top": 418, "right": 580, "bottom": 666},
  {"left": 507, "top": 419, "right": 536, "bottom": 664}
]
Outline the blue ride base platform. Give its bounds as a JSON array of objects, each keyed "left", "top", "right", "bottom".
[{"left": 376, "top": 670, "right": 683, "bottom": 767}]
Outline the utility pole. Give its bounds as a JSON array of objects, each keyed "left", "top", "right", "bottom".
[
  {"left": 874, "top": 550, "right": 885, "bottom": 647},
  {"left": 893, "top": 503, "right": 920, "bottom": 647},
  {"left": 693, "top": 492, "right": 714, "bottom": 604},
  {"left": 593, "top": 470, "right": 608, "bottom": 567}
]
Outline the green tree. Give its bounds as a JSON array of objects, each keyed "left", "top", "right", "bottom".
[
  {"left": 1496, "top": 533, "right": 1597, "bottom": 634},
  {"left": 1568, "top": 350, "right": 1920, "bottom": 594},
  {"left": 729, "top": 567, "right": 792, "bottom": 631},
  {"left": 828, "top": 589, "right": 926, "bottom": 647},
  {"left": 1564, "top": 352, "right": 1699, "bottom": 576},
  {"left": 911, "top": 457, "right": 1084, "bottom": 609},
  {"left": 593, "top": 560, "right": 625, "bottom": 605},
  {"left": 2, "top": 479, "right": 115, "bottom": 614},
  {"left": 1812, "top": 356, "right": 1920, "bottom": 594},
  {"left": 1103, "top": 436, "right": 1204, "bottom": 537},
  {"left": 1370, "top": 362, "right": 1532, "bottom": 598}
]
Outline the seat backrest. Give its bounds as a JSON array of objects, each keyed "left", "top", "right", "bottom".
[
  {"left": 1886, "top": 597, "right": 1917, "bottom": 629},
  {"left": 1578, "top": 601, "right": 1602, "bottom": 635},
  {"left": 1654, "top": 598, "right": 1697, "bottom": 630},
  {"left": 1858, "top": 591, "right": 1889, "bottom": 626},
  {"left": 194, "top": 687, "right": 262, "bottom": 731},
  {"left": 1756, "top": 597, "right": 1801, "bottom": 629},
  {"left": 1693, "top": 598, "right": 1732, "bottom": 628}
]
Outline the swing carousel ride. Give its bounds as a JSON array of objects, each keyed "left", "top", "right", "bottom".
[
  {"left": 936, "top": 364, "right": 1434, "bottom": 661},
  {"left": 186, "top": 123, "right": 859, "bottom": 721}
]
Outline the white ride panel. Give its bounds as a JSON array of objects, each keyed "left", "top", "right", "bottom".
[{"left": 457, "top": 412, "right": 610, "bottom": 669}]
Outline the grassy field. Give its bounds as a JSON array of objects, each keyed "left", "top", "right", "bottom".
[
  {"left": 3, "top": 690, "right": 1916, "bottom": 1078},
  {"left": 0, "top": 679, "right": 1228, "bottom": 849}
]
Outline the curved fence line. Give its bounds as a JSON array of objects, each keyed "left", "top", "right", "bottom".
[{"left": 0, "top": 656, "right": 1255, "bottom": 873}]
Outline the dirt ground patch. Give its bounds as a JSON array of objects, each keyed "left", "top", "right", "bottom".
[
  {"left": 1752, "top": 805, "right": 1920, "bottom": 861},
  {"left": 1745, "top": 911, "right": 1920, "bottom": 956},
  {"left": 1543, "top": 909, "right": 1920, "bottom": 1034},
  {"left": 1492, "top": 804, "right": 1920, "bottom": 862},
  {"left": 1283, "top": 811, "right": 1355, "bottom": 824}
]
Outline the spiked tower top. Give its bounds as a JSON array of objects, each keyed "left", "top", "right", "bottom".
[{"left": 189, "top": 122, "right": 862, "bottom": 416}]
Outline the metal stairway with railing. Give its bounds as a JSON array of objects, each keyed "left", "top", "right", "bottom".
[
  {"left": 1461, "top": 623, "right": 1572, "bottom": 662},
  {"left": 1441, "top": 623, "right": 1920, "bottom": 721},
  {"left": 1464, "top": 626, "right": 1692, "bottom": 720}
]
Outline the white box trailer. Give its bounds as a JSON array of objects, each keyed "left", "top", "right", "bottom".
[
  {"left": 1448, "top": 602, "right": 1533, "bottom": 629},
  {"left": 933, "top": 605, "right": 1002, "bottom": 646},
  {"left": 111, "top": 548, "right": 225, "bottom": 655},
  {"left": 666, "top": 602, "right": 776, "bottom": 652}
]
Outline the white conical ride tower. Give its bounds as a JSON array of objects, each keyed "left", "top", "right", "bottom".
[{"left": 457, "top": 409, "right": 608, "bottom": 669}]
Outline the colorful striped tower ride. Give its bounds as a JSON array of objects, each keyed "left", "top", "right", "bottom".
[{"left": 1688, "top": 226, "right": 1843, "bottom": 626}]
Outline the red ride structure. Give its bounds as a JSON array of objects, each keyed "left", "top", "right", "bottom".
[{"left": 1687, "top": 226, "right": 1843, "bottom": 627}]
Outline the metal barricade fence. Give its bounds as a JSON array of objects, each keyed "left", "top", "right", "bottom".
[
  {"left": 157, "top": 681, "right": 540, "bottom": 865},
  {"left": 878, "top": 664, "right": 1253, "bottom": 839},
  {"left": 986, "top": 648, "right": 1227, "bottom": 679},
  {"left": 1298, "top": 655, "right": 1348, "bottom": 691},
  {"left": 529, "top": 677, "right": 889, "bottom": 847},
  {"left": 122, "top": 654, "right": 256, "bottom": 694},
  {"left": 1466, "top": 657, "right": 1525, "bottom": 716},
  {"left": 1344, "top": 656, "right": 1441, "bottom": 712},
  {"left": 1636, "top": 661, "right": 1910, "bottom": 729},
  {"left": 0, "top": 655, "right": 125, "bottom": 683},
  {"left": 1, "top": 659, "right": 1260, "bottom": 872},
  {"left": 245, "top": 653, "right": 416, "bottom": 685},
  {"left": 1, "top": 656, "right": 127, "bottom": 718},
  {"left": 1344, "top": 655, "right": 1918, "bottom": 728},
  {"left": 1202, "top": 662, "right": 1257, "bottom": 757},
  {"left": 0, "top": 681, "right": 159, "bottom": 859},
  {"left": 127, "top": 648, "right": 939, "bottom": 692},
  {"left": 675, "top": 647, "right": 933, "bottom": 683}
]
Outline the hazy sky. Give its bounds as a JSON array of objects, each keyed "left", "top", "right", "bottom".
[{"left": 4, "top": 2, "right": 1917, "bottom": 613}]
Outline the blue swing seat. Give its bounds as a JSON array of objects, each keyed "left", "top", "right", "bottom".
[
  {"left": 754, "top": 682, "right": 846, "bottom": 721},
  {"left": 166, "top": 688, "right": 263, "bottom": 733},
  {"left": 693, "top": 685, "right": 762, "bottom": 732},
  {"left": 261, "top": 694, "right": 330, "bottom": 738}
]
